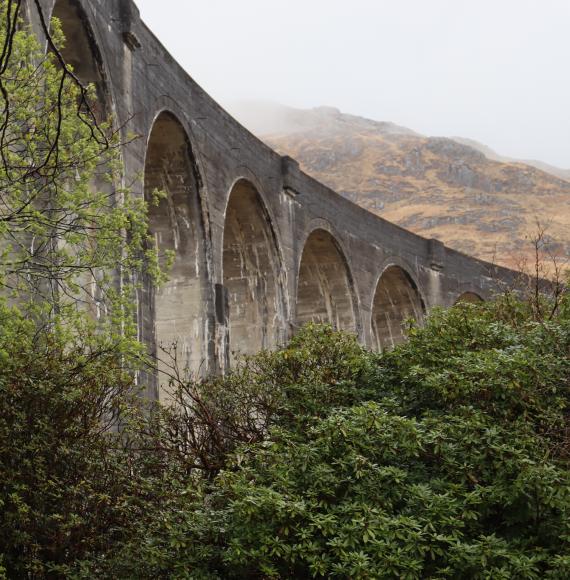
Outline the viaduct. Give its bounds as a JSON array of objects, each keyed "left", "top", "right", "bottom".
[{"left": 30, "top": 0, "right": 518, "bottom": 399}]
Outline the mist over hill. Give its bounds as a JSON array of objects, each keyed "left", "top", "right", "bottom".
[{"left": 227, "top": 101, "right": 570, "bottom": 269}]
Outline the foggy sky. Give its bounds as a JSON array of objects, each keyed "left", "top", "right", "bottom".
[{"left": 135, "top": 0, "right": 570, "bottom": 168}]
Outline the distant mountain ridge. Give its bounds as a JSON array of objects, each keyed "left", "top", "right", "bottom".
[
  {"left": 227, "top": 101, "right": 570, "bottom": 269},
  {"left": 450, "top": 136, "right": 570, "bottom": 183}
]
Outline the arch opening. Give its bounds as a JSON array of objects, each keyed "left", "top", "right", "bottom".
[
  {"left": 51, "top": 0, "right": 106, "bottom": 112},
  {"left": 456, "top": 291, "right": 484, "bottom": 304},
  {"left": 143, "top": 112, "right": 209, "bottom": 395},
  {"left": 371, "top": 265, "right": 424, "bottom": 351},
  {"left": 295, "top": 229, "right": 357, "bottom": 332},
  {"left": 47, "top": 0, "right": 111, "bottom": 317},
  {"left": 222, "top": 180, "right": 286, "bottom": 360}
]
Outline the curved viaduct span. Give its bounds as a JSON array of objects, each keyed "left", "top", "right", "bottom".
[{"left": 32, "top": 0, "right": 518, "bottom": 397}]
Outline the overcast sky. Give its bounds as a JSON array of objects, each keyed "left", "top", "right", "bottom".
[{"left": 135, "top": 0, "right": 570, "bottom": 168}]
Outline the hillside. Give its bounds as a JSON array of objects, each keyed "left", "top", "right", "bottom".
[{"left": 228, "top": 102, "right": 570, "bottom": 270}]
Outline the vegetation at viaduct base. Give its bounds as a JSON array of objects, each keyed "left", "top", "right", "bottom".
[
  {"left": 1, "top": 3, "right": 570, "bottom": 579},
  {"left": 1, "top": 297, "right": 570, "bottom": 579}
]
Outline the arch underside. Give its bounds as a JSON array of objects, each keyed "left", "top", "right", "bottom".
[
  {"left": 222, "top": 180, "right": 285, "bottom": 361},
  {"left": 456, "top": 291, "right": 484, "bottom": 304},
  {"left": 47, "top": 0, "right": 113, "bottom": 320},
  {"left": 143, "top": 112, "right": 208, "bottom": 395},
  {"left": 371, "top": 265, "right": 424, "bottom": 351},
  {"left": 51, "top": 0, "right": 106, "bottom": 112},
  {"left": 296, "top": 229, "right": 356, "bottom": 333}
]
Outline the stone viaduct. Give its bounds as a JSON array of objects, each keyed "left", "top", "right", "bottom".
[{"left": 30, "top": 0, "right": 518, "bottom": 399}]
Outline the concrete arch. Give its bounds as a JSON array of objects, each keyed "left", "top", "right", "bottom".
[
  {"left": 295, "top": 227, "right": 358, "bottom": 334},
  {"left": 371, "top": 263, "right": 425, "bottom": 351},
  {"left": 231, "top": 166, "right": 267, "bottom": 197},
  {"left": 146, "top": 96, "right": 211, "bottom": 184},
  {"left": 297, "top": 218, "right": 344, "bottom": 256},
  {"left": 211, "top": 169, "right": 273, "bottom": 278},
  {"left": 17, "top": 0, "right": 522, "bottom": 391},
  {"left": 455, "top": 291, "right": 484, "bottom": 304},
  {"left": 49, "top": 0, "right": 113, "bottom": 117},
  {"left": 145, "top": 99, "right": 213, "bottom": 242},
  {"left": 222, "top": 178, "right": 287, "bottom": 361},
  {"left": 142, "top": 111, "right": 210, "bottom": 397},
  {"left": 373, "top": 255, "right": 428, "bottom": 306},
  {"left": 296, "top": 219, "right": 360, "bottom": 305}
]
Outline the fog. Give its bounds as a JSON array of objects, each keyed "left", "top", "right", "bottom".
[{"left": 135, "top": 0, "right": 570, "bottom": 169}]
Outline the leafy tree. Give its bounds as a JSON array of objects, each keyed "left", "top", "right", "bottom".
[
  {"left": 64, "top": 324, "right": 382, "bottom": 579},
  {"left": 0, "top": 0, "right": 157, "bottom": 317},
  {"left": 0, "top": 5, "right": 160, "bottom": 577}
]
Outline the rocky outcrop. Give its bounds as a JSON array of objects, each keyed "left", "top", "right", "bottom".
[{"left": 231, "top": 103, "right": 570, "bottom": 269}]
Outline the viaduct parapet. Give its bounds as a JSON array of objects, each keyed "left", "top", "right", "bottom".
[{"left": 30, "top": 0, "right": 519, "bottom": 399}]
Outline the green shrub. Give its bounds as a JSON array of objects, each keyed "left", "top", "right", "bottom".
[
  {"left": 71, "top": 298, "right": 570, "bottom": 579},
  {"left": 211, "top": 301, "right": 570, "bottom": 578}
]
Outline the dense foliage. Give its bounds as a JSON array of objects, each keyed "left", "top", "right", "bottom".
[
  {"left": 215, "top": 305, "right": 570, "bottom": 579},
  {"left": 2, "top": 298, "right": 569, "bottom": 578},
  {"left": 0, "top": 309, "right": 134, "bottom": 576}
]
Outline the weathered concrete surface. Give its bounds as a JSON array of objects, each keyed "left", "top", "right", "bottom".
[
  {"left": 296, "top": 228, "right": 358, "bottom": 334},
  {"left": 371, "top": 265, "right": 425, "bottom": 351},
  {"left": 32, "top": 0, "right": 520, "bottom": 398}
]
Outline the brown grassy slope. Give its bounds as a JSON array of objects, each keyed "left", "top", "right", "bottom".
[{"left": 254, "top": 106, "right": 570, "bottom": 270}]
